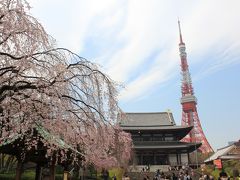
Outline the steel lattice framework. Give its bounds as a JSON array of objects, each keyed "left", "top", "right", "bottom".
[{"left": 178, "top": 20, "right": 213, "bottom": 153}]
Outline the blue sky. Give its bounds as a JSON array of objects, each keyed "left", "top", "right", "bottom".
[{"left": 28, "top": 0, "right": 240, "bottom": 150}]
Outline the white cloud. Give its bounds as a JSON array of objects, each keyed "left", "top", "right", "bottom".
[
  {"left": 28, "top": 0, "right": 240, "bottom": 103},
  {"left": 119, "top": 49, "right": 178, "bottom": 102},
  {"left": 28, "top": 0, "right": 123, "bottom": 53}
]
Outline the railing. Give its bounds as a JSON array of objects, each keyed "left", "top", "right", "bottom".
[
  {"left": 133, "top": 141, "right": 188, "bottom": 146},
  {"left": 132, "top": 137, "right": 176, "bottom": 142}
]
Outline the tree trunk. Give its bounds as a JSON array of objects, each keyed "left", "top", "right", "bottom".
[
  {"left": 1, "top": 154, "right": 5, "bottom": 170},
  {"left": 49, "top": 163, "right": 55, "bottom": 180},
  {"left": 5, "top": 156, "right": 15, "bottom": 173},
  {"left": 0, "top": 154, "right": 2, "bottom": 170},
  {"left": 35, "top": 163, "right": 42, "bottom": 180},
  {"left": 8, "top": 158, "right": 17, "bottom": 173},
  {"left": 15, "top": 160, "right": 23, "bottom": 180},
  {"left": 78, "top": 167, "right": 81, "bottom": 180}
]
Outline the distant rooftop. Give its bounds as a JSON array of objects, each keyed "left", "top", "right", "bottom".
[
  {"left": 120, "top": 112, "right": 176, "bottom": 127},
  {"left": 204, "top": 140, "right": 240, "bottom": 163}
]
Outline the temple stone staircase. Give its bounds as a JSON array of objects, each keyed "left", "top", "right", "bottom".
[
  {"left": 127, "top": 165, "right": 201, "bottom": 180},
  {"left": 127, "top": 165, "right": 170, "bottom": 180},
  {"left": 128, "top": 165, "right": 170, "bottom": 172},
  {"left": 127, "top": 172, "right": 155, "bottom": 180}
]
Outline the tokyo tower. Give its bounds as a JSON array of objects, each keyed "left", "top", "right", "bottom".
[{"left": 178, "top": 20, "right": 213, "bottom": 153}]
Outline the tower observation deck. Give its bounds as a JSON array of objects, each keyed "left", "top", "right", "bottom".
[{"left": 177, "top": 20, "right": 213, "bottom": 153}]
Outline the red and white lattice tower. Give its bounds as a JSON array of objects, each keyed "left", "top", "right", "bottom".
[{"left": 178, "top": 20, "right": 213, "bottom": 153}]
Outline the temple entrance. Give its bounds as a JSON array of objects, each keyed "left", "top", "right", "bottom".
[
  {"left": 142, "top": 155, "right": 154, "bottom": 165},
  {"left": 136, "top": 152, "right": 169, "bottom": 165},
  {"left": 155, "top": 154, "right": 168, "bottom": 165}
]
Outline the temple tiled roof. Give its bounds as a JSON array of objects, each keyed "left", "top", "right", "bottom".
[
  {"left": 133, "top": 141, "right": 201, "bottom": 151},
  {"left": 0, "top": 123, "right": 82, "bottom": 156},
  {"left": 119, "top": 112, "right": 193, "bottom": 140},
  {"left": 120, "top": 112, "right": 176, "bottom": 127},
  {"left": 121, "top": 125, "right": 191, "bottom": 131},
  {"left": 204, "top": 141, "right": 240, "bottom": 163}
]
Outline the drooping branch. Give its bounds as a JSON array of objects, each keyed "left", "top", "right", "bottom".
[{"left": 0, "top": 0, "right": 132, "bottom": 168}]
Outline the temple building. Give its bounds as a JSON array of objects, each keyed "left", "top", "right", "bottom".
[
  {"left": 204, "top": 140, "right": 240, "bottom": 164},
  {"left": 120, "top": 112, "right": 201, "bottom": 166}
]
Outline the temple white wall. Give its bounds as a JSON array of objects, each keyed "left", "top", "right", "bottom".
[
  {"left": 169, "top": 154, "right": 177, "bottom": 165},
  {"left": 181, "top": 153, "right": 188, "bottom": 164}
]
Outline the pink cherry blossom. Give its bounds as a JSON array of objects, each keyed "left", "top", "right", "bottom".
[{"left": 0, "top": 0, "right": 132, "bottom": 168}]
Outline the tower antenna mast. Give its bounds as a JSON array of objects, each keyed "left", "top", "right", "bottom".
[{"left": 178, "top": 20, "right": 213, "bottom": 153}]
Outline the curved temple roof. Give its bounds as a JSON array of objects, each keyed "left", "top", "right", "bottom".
[
  {"left": 120, "top": 112, "right": 176, "bottom": 127},
  {"left": 133, "top": 141, "right": 201, "bottom": 153},
  {"left": 205, "top": 141, "right": 240, "bottom": 163},
  {"left": 120, "top": 112, "right": 193, "bottom": 140}
]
